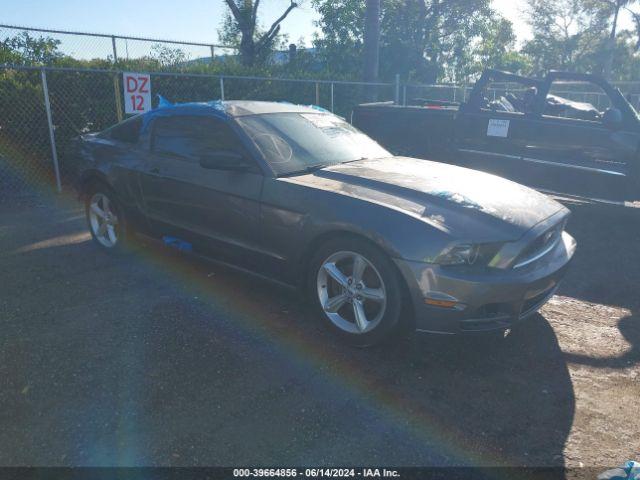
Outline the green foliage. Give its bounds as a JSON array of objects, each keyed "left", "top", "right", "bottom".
[
  {"left": 520, "top": 0, "right": 640, "bottom": 80},
  {"left": 218, "top": 5, "right": 288, "bottom": 65},
  {"left": 5, "top": 1, "right": 640, "bottom": 191},
  {"left": 474, "top": 19, "right": 531, "bottom": 76},
  {"left": 0, "top": 32, "right": 62, "bottom": 66},
  {"left": 521, "top": 0, "right": 602, "bottom": 75},
  {"left": 0, "top": 69, "right": 50, "bottom": 173},
  {"left": 312, "top": 0, "right": 365, "bottom": 77},
  {"left": 218, "top": 0, "right": 297, "bottom": 66},
  {"left": 149, "top": 44, "right": 191, "bottom": 68},
  {"left": 313, "top": 0, "right": 640, "bottom": 83},
  {"left": 0, "top": 31, "right": 365, "bottom": 187},
  {"left": 218, "top": 2, "right": 248, "bottom": 47},
  {"left": 313, "top": 0, "right": 522, "bottom": 83}
]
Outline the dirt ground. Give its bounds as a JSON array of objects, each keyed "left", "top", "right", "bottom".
[{"left": 0, "top": 192, "right": 638, "bottom": 473}]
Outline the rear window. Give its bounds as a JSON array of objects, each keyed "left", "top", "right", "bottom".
[{"left": 107, "top": 116, "right": 142, "bottom": 144}]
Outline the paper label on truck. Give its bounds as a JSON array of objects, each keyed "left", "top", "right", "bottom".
[{"left": 487, "top": 119, "right": 510, "bottom": 138}]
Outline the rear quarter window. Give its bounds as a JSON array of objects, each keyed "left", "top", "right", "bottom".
[{"left": 106, "top": 116, "right": 143, "bottom": 144}]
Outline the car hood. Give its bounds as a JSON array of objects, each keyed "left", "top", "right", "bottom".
[{"left": 281, "top": 157, "right": 567, "bottom": 242}]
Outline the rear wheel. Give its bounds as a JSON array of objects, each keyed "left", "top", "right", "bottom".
[
  {"left": 85, "top": 185, "right": 129, "bottom": 252},
  {"left": 309, "top": 237, "right": 404, "bottom": 347}
]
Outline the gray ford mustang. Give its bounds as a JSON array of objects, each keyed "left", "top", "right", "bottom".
[{"left": 75, "top": 100, "right": 576, "bottom": 346}]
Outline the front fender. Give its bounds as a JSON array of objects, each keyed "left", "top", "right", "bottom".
[{"left": 260, "top": 178, "right": 453, "bottom": 281}]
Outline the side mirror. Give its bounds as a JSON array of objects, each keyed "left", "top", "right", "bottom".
[
  {"left": 602, "top": 108, "right": 623, "bottom": 130},
  {"left": 199, "top": 151, "right": 250, "bottom": 171}
]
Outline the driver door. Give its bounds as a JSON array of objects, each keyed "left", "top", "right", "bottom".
[
  {"left": 138, "top": 114, "right": 266, "bottom": 265},
  {"left": 453, "top": 74, "right": 542, "bottom": 183},
  {"left": 522, "top": 75, "right": 637, "bottom": 201}
]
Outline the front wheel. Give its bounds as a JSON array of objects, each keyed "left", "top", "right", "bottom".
[
  {"left": 85, "top": 185, "right": 129, "bottom": 252},
  {"left": 308, "top": 237, "right": 404, "bottom": 347}
]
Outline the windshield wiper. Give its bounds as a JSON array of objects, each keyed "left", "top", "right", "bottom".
[
  {"left": 340, "top": 157, "right": 369, "bottom": 164},
  {"left": 278, "top": 163, "right": 329, "bottom": 177},
  {"left": 278, "top": 158, "right": 372, "bottom": 177}
]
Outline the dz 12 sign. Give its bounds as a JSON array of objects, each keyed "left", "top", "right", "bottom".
[{"left": 123, "top": 72, "right": 151, "bottom": 114}]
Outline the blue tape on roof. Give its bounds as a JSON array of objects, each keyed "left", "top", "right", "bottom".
[
  {"left": 140, "top": 98, "right": 227, "bottom": 132},
  {"left": 308, "top": 104, "right": 330, "bottom": 113},
  {"left": 157, "top": 94, "right": 173, "bottom": 108}
]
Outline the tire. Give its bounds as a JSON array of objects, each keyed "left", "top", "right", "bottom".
[
  {"left": 84, "top": 183, "right": 130, "bottom": 253},
  {"left": 308, "top": 236, "right": 404, "bottom": 347}
]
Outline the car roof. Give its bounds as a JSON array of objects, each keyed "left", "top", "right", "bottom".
[{"left": 150, "top": 100, "right": 328, "bottom": 118}]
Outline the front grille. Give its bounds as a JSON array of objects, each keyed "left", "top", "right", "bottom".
[{"left": 513, "top": 222, "right": 564, "bottom": 269}]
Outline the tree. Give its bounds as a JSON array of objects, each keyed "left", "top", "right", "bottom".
[
  {"left": 379, "top": 0, "right": 507, "bottom": 82},
  {"left": 150, "top": 44, "right": 190, "bottom": 68},
  {"left": 522, "top": 0, "right": 607, "bottom": 75},
  {"left": 474, "top": 18, "right": 530, "bottom": 78},
  {"left": 521, "top": 0, "right": 640, "bottom": 79},
  {"left": 627, "top": 6, "right": 640, "bottom": 49},
  {"left": 311, "top": 0, "right": 365, "bottom": 77},
  {"left": 438, "top": 9, "right": 531, "bottom": 81},
  {"left": 0, "top": 32, "right": 62, "bottom": 65},
  {"left": 221, "top": 0, "right": 298, "bottom": 66},
  {"left": 362, "top": 0, "right": 381, "bottom": 93},
  {"left": 313, "top": 0, "right": 510, "bottom": 83},
  {"left": 585, "top": 0, "right": 637, "bottom": 78}
]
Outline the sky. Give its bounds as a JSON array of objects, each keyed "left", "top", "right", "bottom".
[{"left": 0, "top": 0, "right": 634, "bottom": 49}]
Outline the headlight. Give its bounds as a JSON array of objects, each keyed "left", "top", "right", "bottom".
[
  {"left": 436, "top": 244, "right": 479, "bottom": 265},
  {"left": 435, "top": 243, "right": 503, "bottom": 266}
]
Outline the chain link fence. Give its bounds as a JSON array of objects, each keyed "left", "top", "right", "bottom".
[
  {"left": 4, "top": 64, "right": 640, "bottom": 199},
  {"left": 0, "top": 24, "right": 236, "bottom": 66},
  {"left": 0, "top": 65, "right": 396, "bottom": 198},
  {"left": 0, "top": 68, "right": 54, "bottom": 198},
  {"left": 402, "top": 82, "right": 640, "bottom": 110},
  {"left": 4, "top": 63, "right": 640, "bottom": 199},
  {"left": 3, "top": 24, "right": 640, "bottom": 199}
]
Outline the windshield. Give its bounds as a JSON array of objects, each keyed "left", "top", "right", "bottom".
[{"left": 236, "top": 112, "right": 390, "bottom": 175}]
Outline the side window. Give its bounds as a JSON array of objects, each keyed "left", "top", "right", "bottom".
[
  {"left": 479, "top": 81, "right": 538, "bottom": 115},
  {"left": 107, "top": 116, "right": 142, "bottom": 144},
  {"left": 151, "top": 116, "right": 246, "bottom": 162},
  {"left": 544, "top": 81, "right": 611, "bottom": 123}
]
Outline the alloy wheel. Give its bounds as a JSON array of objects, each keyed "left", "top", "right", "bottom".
[
  {"left": 316, "top": 251, "right": 387, "bottom": 334},
  {"left": 88, "top": 192, "right": 119, "bottom": 248}
]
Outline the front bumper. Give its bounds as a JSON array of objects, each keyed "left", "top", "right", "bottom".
[{"left": 395, "top": 231, "right": 577, "bottom": 334}]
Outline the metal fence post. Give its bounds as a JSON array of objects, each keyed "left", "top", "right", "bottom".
[
  {"left": 220, "top": 76, "right": 225, "bottom": 100},
  {"left": 41, "top": 69, "right": 62, "bottom": 193},
  {"left": 403, "top": 85, "right": 407, "bottom": 106},
  {"left": 330, "top": 82, "right": 334, "bottom": 112},
  {"left": 394, "top": 74, "right": 400, "bottom": 104},
  {"left": 315, "top": 82, "right": 320, "bottom": 106},
  {"left": 111, "top": 36, "right": 118, "bottom": 63},
  {"left": 113, "top": 73, "right": 123, "bottom": 122}
]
